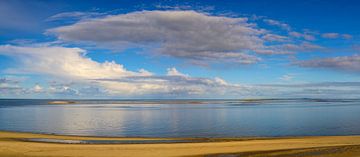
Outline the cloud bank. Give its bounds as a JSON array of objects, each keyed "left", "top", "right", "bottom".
[{"left": 0, "top": 45, "right": 245, "bottom": 97}]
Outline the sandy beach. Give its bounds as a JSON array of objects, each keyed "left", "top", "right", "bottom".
[{"left": 0, "top": 131, "right": 360, "bottom": 157}]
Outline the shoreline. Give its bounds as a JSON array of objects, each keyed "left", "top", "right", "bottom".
[
  {"left": 3, "top": 130, "right": 359, "bottom": 142},
  {"left": 1, "top": 131, "right": 360, "bottom": 156}
]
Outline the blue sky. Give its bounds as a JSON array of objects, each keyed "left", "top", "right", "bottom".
[{"left": 0, "top": 0, "right": 359, "bottom": 99}]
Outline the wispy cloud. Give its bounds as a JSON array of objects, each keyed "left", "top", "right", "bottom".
[
  {"left": 263, "top": 19, "right": 291, "bottom": 31},
  {"left": 279, "top": 74, "right": 294, "bottom": 81},
  {"left": 46, "top": 11, "right": 106, "bottom": 22},
  {"left": 321, "top": 33, "right": 352, "bottom": 39},
  {"left": 295, "top": 54, "right": 360, "bottom": 72},
  {"left": 321, "top": 33, "right": 340, "bottom": 39},
  {"left": 289, "top": 31, "right": 316, "bottom": 41},
  {"left": 254, "top": 81, "right": 360, "bottom": 98},
  {"left": 0, "top": 77, "right": 27, "bottom": 96},
  {"left": 258, "top": 82, "right": 360, "bottom": 88}
]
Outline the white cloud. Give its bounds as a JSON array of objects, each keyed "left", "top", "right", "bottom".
[
  {"left": 263, "top": 19, "right": 291, "bottom": 31},
  {"left": 279, "top": 74, "right": 294, "bottom": 81},
  {"left": 295, "top": 54, "right": 360, "bottom": 72},
  {"left": 0, "top": 45, "right": 247, "bottom": 97},
  {"left": 167, "top": 67, "right": 188, "bottom": 77},
  {"left": 321, "top": 33, "right": 353, "bottom": 39},
  {"left": 342, "top": 34, "right": 352, "bottom": 39},
  {"left": 214, "top": 77, "right": 228, "bottom": 86},
  {"left": 33, "top": 84, "right": 43, "bottom": 93},
  {"left": 321, "top": 33, "right": 339, "bottom": 39},
  {"left": 48, "top": 84, "right": 79, "bottom": 95},
  {"left": 0, "top": 77, "right": 27, "bottom": 96},
  {"left": 47, "top": 10, "right": 316, "bottom": 66},
  {"left": 289, "top": 31, "right": 316, "bottom": 41},
  {"left": 254, "top": 82, "right": 360, "bottom": 98},
  {"left": 96, "top": 75, "right": 242, "bottom": 96},
  {"left": 0, "top": 45, "right": 151, "bottom": 80},
  {"left": 258, "top": 42, "right": 323, "bottom": 55},
  {"left": 262, "top": 34, "right": 288, "bottom": 42},
  {"left": 46, "top": 11, "right": 105, "bottom": 22}
]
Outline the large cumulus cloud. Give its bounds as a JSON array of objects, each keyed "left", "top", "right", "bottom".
[{"left": 47, "top": 10, "right": 306, "bottom": 65}]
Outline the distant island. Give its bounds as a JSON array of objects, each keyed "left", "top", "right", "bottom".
[{"left": 48, "top": 101, "right": 76, "bottom": 104}]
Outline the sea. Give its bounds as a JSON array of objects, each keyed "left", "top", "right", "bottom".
[{"left": 0, "top": 99, "right": 360, "bottom": 137}]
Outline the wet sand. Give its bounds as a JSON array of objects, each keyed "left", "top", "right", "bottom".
[{"left": 1, "top": 131, "right": 360, "bottom": 157}]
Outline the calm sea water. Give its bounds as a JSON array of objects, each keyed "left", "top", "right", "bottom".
[{"left": 0, "top": 99, "right": 360, "bottom": 137}]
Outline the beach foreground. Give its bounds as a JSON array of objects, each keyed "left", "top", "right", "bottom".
[{"left": 1, "top": 131, "right": 360, "bottom": 157}]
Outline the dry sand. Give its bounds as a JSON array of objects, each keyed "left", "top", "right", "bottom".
[{"left": 1, "top": 131, "right": 360, "bottom": 157}]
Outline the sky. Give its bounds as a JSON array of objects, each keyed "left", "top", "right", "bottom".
[{"left": 0, "top": 0, "right": 359, "bottom": 99}]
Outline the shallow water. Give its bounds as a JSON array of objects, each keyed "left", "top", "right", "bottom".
[{"left": 0, "top": 99, "right": 360, "bottom": 137}]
